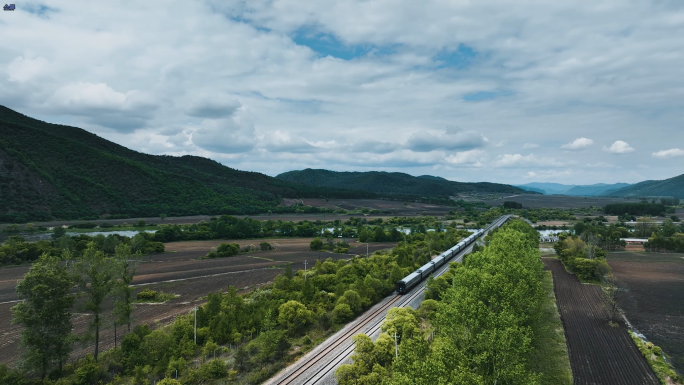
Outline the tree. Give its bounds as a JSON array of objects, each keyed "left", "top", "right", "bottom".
[
  {"left": 160, "top": 214, "right": 167, "bottom": 221},
  {"left": 74, "top": 243, "right": 118, "bottom": 362},
  {"left": 310, "top": 237, "right": 324, "bottom": 251},
  {"left": 278, "top": 300, "right": 312, "bottom": 335},
  {"left": 114, "top": 244, "right": 139, "bottom": 332},
  {"left": 11, "top": 254, "right": 75, "bottom": 379},
  {"left": 52, "top": 226, "right": 66, "bottom": 240}
]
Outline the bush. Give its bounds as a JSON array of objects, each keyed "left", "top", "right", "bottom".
[
  {"left": 503, "top": 201, "right": 523, "bottom": 209},
  {"left": 259, "top": 242, "right": 273, "bottom": 251},
  {"left": 137, "top": 289, "right": 158, "bottom": 301},
  {"left": 199, "top": 359, "right": 228, "bottom": 380},
  {"left": 333, "top": 303, "right": 354, "bottom": 323}
]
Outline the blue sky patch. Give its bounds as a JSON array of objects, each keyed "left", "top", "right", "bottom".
[
  {"left": 292, "top": 27, "right": 391, "bottom": 60},
  {"left": 24, "top": 3, "right": 58, "bottom": 17},
  {"left": 434, "top": 44, "right": 477, "bottom": 69},
  {"left": 463, "top": 91, "right": 513, "bottom": 102}
]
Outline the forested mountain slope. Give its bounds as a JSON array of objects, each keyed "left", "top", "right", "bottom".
[
  {"left": 276, "top": 168, "right": 527, "bottom": 196},
  {"left": 0, "top": 106, "right": 372, "bottom": 222},
  {"left": 605, "top": 174, "right": 684, "bottom": 198}
]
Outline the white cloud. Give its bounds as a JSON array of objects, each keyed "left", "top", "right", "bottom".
[
  {"left": 404, "top": 129, "right": 488, "bottom": 152},
  {"left": 652, "top": 148, "right": 684, "bottom": 158},
  {"left": 445, "top": 149, "right": 485, "bottom": 165},
  {"left": 191, "top": 107, "right": 257, "bottom": 153},
  {"left": 522, "top": 143, "right": 539, "bottom": 149},
  {"left": 493, "top": 153, "right": 564, "bottom": 168},
  {"left": 604, "top": 140, "right": 635, "bottom": 154},
  {"left": 561, "top": 137, "right": 593, "bottom": 151}
]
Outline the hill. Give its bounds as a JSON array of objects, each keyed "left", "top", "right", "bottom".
[
  {"left": 604, "top": 174, "right": 684, "bottom": 198},
  {"left": 276, "top": 169, "right": 527, "bottom": 197},
  {"left": 517, "top": 182, "right": 631, "bottom": 196},
  {"left": 0, "top": 106, "right": 372, "bottom": 222}
]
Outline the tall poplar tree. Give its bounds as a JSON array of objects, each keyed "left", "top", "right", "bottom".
[
  {"left": 74, "top": 243, "right": 117, "bottom": 362},
  {"left": 12, "top": 253, "right": 75, "bottom": 379},
  {"left": 113, "top": 244, "right": 139, "bottom": 333}
]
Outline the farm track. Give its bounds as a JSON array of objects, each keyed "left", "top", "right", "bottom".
[{"left": 544, "top": 258, "right": 658, "bottom": 385}]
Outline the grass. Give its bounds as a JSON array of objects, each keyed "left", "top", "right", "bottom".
[
  {"left": 629, "top": 331, "right": 683, "bottom": 385},
  {"left": 529, "top": 270, "right": 573, "bottom": 385}
]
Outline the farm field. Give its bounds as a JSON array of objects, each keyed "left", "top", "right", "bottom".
[
  {"left": 299, "top": 198, "right": 453, "bottom": 216},
  {"left": 481, "top": 194, "right": 636, "bottom": 209},
  {"left": 0, "top": 237, "right": 397, "bottom": 366},
  {"left": 543, "top": 258, "right": 659, "bottom": 385},
  {"left": 607, "top": 252, "right": 684, "bottom": 373}
]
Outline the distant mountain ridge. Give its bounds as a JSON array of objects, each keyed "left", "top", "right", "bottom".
[
  {"left": 0, "top": 106, "right": 373, "bottom": 222},
  {"left": 276, "top": 169, "right": 528, "bottom": 197},
  {"left": 516, "top": 182, "right": 631, "bottom": 196},
  {"left": 604, "top": 174, "right": 684, "bottom": 198}
]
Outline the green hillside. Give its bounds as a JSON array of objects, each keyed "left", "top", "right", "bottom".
[
  {"left": 276, "top": 168, "right": 528, "bottom": 197},
  {"left": 0, "top": 106, "right": 373, "bottom": 222},
  {"left": 605, "top": 174, "right": 684, "bottom": 198}
]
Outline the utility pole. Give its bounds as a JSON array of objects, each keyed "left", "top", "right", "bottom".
[
  {"left": 393, "top": 331, "right": 398, "bottom": 358},
  {"left": 366, "top": 242, "right": 369, "bottom": 258},
  {"left": 194, "top": 307, "right": 197, "bottom": 344}
]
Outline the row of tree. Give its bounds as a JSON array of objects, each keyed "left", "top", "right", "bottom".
[
  {"left": 336, "top": 219, "right": 548, "bottom": 384},
  {"left": 10, "top": 244, "right": 139, "bottom": 380}
]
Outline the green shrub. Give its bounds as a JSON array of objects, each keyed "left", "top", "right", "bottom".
[
  {"left": 199, "top": 359, "right": 227, "bottom": 380},
  {"left": 137, "top": 289, "right": 158, "bottom": 301}
]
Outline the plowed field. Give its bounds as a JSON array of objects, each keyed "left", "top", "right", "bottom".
[
  {"left": 543, "top": 258, "right": 658, "bottom": 385},
  {"left": 607, "top": 252, "right": 684, "bottom": 373},
  {"left": 0, "top": 237, "right": 396, "bottom": 366}
]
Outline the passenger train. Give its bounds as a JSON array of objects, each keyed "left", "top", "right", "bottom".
[{"left": 395, "top": 215, "right": 510, "bottom": 294}]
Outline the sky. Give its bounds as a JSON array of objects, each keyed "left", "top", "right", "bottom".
[{"left": 1, "top": 1, "right": 683, "bottom": 186}]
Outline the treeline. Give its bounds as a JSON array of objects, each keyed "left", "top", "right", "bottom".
[
  {"left": 451, "top": 206, "right": 576, "bottom": 226},
  {"left": 603, "top": 203, "right": 670, "bottom": 216},
  {"left": 2, "top": 226, "right": 472, "bottom": 384},
  {"left": 336, "top": 219, "right": 548, "bottom": 384},
  {"left": 0, "top": 229, "right": 163, "bottom": 266}
]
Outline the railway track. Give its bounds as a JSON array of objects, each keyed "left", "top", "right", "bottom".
[{"left": 265, "top": 215, "right": 510, "bottom": 385}]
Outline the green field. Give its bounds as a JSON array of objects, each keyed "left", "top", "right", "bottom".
[{"left": 530, "top": 270, "right": 574, "bottom": 385}]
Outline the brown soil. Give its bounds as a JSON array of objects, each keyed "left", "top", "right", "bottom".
[
  {"left": 482, "top": 194, "right": 636, "bottom": 209},
  {"left": 543, "top": 258, "right": 658, "bottom": 384},
  {"left": 607, "top": 252, "right": 684, "bottom": 373}
]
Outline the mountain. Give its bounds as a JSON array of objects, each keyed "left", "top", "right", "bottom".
[
  {"left": 0, "top": 106, "right": 373, "bottom": 223},
  {"left": 516, "top": 182, "right": 631, "bottom": 196},
  {"left": 564, "top": 183, "right": 631, "bottom": 196},
  {"left": 604, "top": 174, "right": 684, "bottom": 198},
  {"left": 276, "top": 169, "right": 528, "bottom": 197},
  {"left": 516, "top": 183, "right": 573, "bottom": 195}
]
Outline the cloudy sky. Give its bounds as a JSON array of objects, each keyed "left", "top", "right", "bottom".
[{"left": 2, "top": 1, "right": 683, "bottom": 185}]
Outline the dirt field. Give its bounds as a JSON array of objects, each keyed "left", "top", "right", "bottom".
[
  {"left": 543, "top": 258, "right": 658, "bottom": 384},
  {"left": 607, "top": 252, "right": 684, "bottom": 373},
  {"left": 300, "top": 198, "right": 453, "bottom": 216},
  {"left": 0, "top": 237, "right": 397, "bottom": 366},
  {"left": 482, "top": 194, "right": 636, "bottom": 209}
]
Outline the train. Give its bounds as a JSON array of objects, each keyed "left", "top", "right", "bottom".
[{"left": 395, "top": 215, "right": 510, "bottom": 294}]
